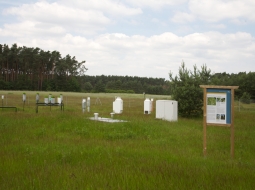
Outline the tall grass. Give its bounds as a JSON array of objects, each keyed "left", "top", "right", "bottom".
[{"left": 0, "top": 91, "right": 255, "bottom": 189}]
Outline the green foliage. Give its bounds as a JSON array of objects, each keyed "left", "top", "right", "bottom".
[
  {"left": 46, "top": 79, "right": 56, "bottom": 91},
  {"left": 0, "top": 79, "right": 7, "bottom": 89},
  {"left": 169, "top": 61, "right": 211, "bottom": 117},
  {"left": 240, "top": 92, "right": 251, "bottom": 104},
  {"left": 83, "top": 82, "right": 93, "bottom": 92},
  {"left": 93, "top": 80, "right": 105, "bottom": 92},
  {"left": 0, "top": 43, "right": 87, "bottom": 91},
  {"left": 67, "top": 77, "right": 80, "bottom": 92},
  {"left": 105, "top": 89, "right": 135, "bottom": 93},
  {"left": 114, "top": 80, "right": 122, "bottom": 90},
  {"left": 85, "top": 75, "right": 168, "bottom": 95},
  {"left": 210, "top": 72, "right": 255, "bottom": 99}
]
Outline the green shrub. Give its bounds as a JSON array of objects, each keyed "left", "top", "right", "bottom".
[
  {"left": 169, "top": 61, "right": 211, "bottom": 117},
  {"left": 240, "top": 92, "right": 251, "bottom": 104}
]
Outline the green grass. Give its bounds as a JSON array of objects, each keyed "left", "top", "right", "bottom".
[{"left": 0, "top": 91, "right": 255, "bottom": 189}]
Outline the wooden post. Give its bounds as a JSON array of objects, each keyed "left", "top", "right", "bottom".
[
  {"left": 203, "top": 87, "right": 207, "bottom": 157},
  {"left": 231, "top": 89, "right": 235, "bottom": 158}
]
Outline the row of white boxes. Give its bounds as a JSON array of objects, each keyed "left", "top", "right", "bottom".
[
  {"left": 44, "top": 97, "right": 62, "bottom": 104},
  {"left": 144, "top": 98, "right": 178, "bottom": 121},
  {"left": 113, "top": 97, "right": 178, "bottom": 122}
]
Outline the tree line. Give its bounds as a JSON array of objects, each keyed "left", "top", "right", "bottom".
[
  {"left": 85, "top": 67, "right": 255, "bottom": 98},
  {"left": 210, "top": 72, "right": 255, "bottom": 99},
  {"left": 0, "top": 43, "right": 87, "bottom": 91},
  {"left": 80, "top": 75, "right": 170, "bottom": 94}
]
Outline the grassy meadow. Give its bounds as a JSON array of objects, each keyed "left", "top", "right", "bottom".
[{"left": 0, "top": 91, "right": 255, "bottom": 189}]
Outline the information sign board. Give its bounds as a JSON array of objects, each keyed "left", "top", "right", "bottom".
[
  {"left": 206, "top": 89, "right": 231, "bottom": 124},
  {"left": 200, "top": 85, "right": 239, "bottom": 158}
]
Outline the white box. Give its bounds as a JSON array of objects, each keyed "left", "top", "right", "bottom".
[
  {"left": 144, "top": 98, "right": 152, "bottom": 114},
  {"left": 113, "top": 97, "right": 123, "bottom": 114},
  {"left": 156, "top": 100, "right": 178, "bottom": 121}
]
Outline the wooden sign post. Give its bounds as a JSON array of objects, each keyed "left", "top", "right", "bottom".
[{"left": 200, "top": 85, "right": 239, "bottom": 158}]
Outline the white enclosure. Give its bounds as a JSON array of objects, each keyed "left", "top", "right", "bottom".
[
  {"left": 156, "top": 100, "right": 178, "bottom": 121},
  {"left": 22, "top": 94, "right": 26, "bottom": 102},
  {"left": 60, "top": 94, "right": 63, "bottom": 102},
  {"left": 50, "top": 98, "right": 55, "bottom": 104},
  {"left": 57, "top": 97, "right": 62, "bottom": 104},
  {"left": 44, "top": 98, "right": 48, "bottom": 104},
  {"left": 144, "top": 98, "right": 152, "bottom": 114},
  {"left": 113, "top": 97, "right": 123, "bottom": 114},
  {"left": 36, "top": 94, "right": 39, "bottom": 103},
  {"left": 87, "top": 97, "right": 90, "bottom": 112},
  {"left": 94, "top": 113, "right": 99, "bottom": 120},
  {"left": 82, "top": 99, "right": 86, "bottom": 109},
  {"left": 151, "top": 98, "right": 154, "bottom": 112}
]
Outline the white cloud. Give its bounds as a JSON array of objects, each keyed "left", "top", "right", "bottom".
[
  {"left": 128, "top": 19, "right": 140, "bottom": 26},
  {"left": 209, "top": 24, "right": 226, "bottom": 29},
  {"left": 3, "top": 1, "right": 111, "bottom": 35},
  {"left": 59, "top": 0, "right": 142, "bottom": 16},
  {"left": 4, "top": 2, "right": 109, "bottom": 24},
  {"left": 151, "top": 18, "right": 160, "bottom": 23},
  {"left": 230, "top": 19, "right": 248, "bottom": 25},
  {"left": 1, "top": 21, "right": 66, "bottom": 38},
  {"left": 189, "top": 0, "right": 255, "bottom": 22},
  {"left": 151, "top": 18, "right": 167, "bottom": 26},
  {"left": 126, "top": 0, "right": 187, "bottom": 9},
  {"left": 171, "top": 12, "right": 195, "bottom": 23}
]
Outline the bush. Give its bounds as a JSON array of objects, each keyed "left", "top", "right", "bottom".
[
  {"left": 240, "top": 92, "right": 251, "bottom": 104},
  {"left": 169, "top": 61, "right": 211, "bottom": 117}
]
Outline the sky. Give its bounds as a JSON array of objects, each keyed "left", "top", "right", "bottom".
[{"left": 0, "top": 0, "right": 255, "bottom": 80}]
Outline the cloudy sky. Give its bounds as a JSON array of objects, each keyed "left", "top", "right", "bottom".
[{"left": 0, "top": 0, "right": 254, "bottom": 80}]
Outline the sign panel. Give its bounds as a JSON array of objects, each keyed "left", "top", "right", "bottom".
[
  {"left": 206, "top": 89, "right": 231, "bottom": 124},
  {"left": 207, "top": 92, "right": 226, "bottom": 124}
]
